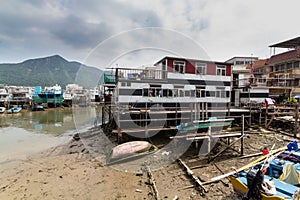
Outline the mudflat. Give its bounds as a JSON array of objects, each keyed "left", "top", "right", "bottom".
[{"left": 0, "top": 128, "right": 292, "bottom": 200}]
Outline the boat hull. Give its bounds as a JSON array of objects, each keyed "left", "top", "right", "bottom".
[
  {"left": 229, "top": 176, "right": 285, "bottom": 200},
  {"left": 7, "top": 107, "right": 22, "bottom": 113},
  {"left": 229, "top": 146, "right": 299, "bottom": 200},
  {"left": 107, "top": 141, "right": 157, "bottom": 164},
  {"left": 0, "top": 107, "right": 5, "bottom": 113}
]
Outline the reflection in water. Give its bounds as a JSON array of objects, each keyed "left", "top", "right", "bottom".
[
  {"left": 73, "top": 106, "right": 102, "bottom": 132},
  {"left": 29, "top": 109, "right": 75, "bottom": 135},
  {"left": 0, "top": 107, "right": 101, "bottom": 162},
  {"left": 0, "top": 108, "right": 78, "bottom": 136}
]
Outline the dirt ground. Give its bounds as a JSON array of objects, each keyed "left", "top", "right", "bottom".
[{"left": 0, "top": 127, "right": 295, "bottom": 200}]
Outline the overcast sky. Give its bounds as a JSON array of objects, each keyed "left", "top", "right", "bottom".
[{"left": 1, "top": 0, "right": 300, "bottom": 69}]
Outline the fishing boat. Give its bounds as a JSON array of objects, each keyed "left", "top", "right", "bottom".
[
  {"left": 107, "top": 141, "right": 157, "bottom": 165},
  {"left": 229, "top": 141, "right": 300, "bottom": 199},
  {"left": 0, "top": 107, "right": 6, "bottom": 113},
  {"left": 177, "top": 117, "right": 234, "bottom": 132},
  {"left": 7, "top": 107, "right": 22, "bottom": 113}
]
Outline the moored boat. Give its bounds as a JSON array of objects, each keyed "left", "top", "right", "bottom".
[
  {"left": 31, "top": 105, "right": 45, "bottom": 111},
  {"left": 229, "top": 141, "right": 300, "bottom": 199},
  {"left": 7, "top": 107, "right": 22, "bottom": 113},
  {"left": 0, "top": 107, "right": 6, "bottom": 113},
  {"left": 107, "top": 141, "right": 157, "bottom": 165}
]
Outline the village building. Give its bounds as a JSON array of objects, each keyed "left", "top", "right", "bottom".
[
  {"left": 6, "top": 85, "right": 33, "bottom": 106},
  {"left": 101, "top": 56, "right": 236, "bottom": 142},
  {"left": 247, "top": 36, "right": 300, "bottom": 104},
  {"left": 225, "top": 56, "right": 269, "bottom": 106}
]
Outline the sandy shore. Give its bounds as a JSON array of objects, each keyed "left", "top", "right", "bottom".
[{"left": 0, "top": 127, "right": 294, "bottom": 200}]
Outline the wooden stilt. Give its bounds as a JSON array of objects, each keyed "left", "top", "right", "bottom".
[
  {"left": 295, "top": 104, "right": 299, "bottom": 137},
  {"left": 241, "top": 114, "right": 244, "bottom": 156}
]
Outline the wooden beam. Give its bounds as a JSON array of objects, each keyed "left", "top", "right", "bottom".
[
  {"left": 145, "top": 166, "right": 160, "bottom": 200},
  {"left": 265, "top": 114, "right": 275, "bottom": 129},
  {"left": 177, "top": 159, "right": 207, "bottom": 194},
  {"left": 208, "top": 134, "right": 245, "bottom": 162}
]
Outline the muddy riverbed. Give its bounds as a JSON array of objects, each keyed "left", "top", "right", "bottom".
[{"left": 0, "top": 127, "right": 295, "bottom": 199}]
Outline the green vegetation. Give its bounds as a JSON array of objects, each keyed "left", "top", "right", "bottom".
[
  {"left": 0, "top": 55, "right": 103, "bottom": 88},
  {"left": 283, "top": 97, "right": 298, "bottom": 104}
]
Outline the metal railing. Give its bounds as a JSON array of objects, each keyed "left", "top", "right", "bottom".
[
  {"left": 233, "top": 77, "right": 299, "bottom": 88},
  {"left": 104, "top": 68, "right": 167, "bottom": 83}
]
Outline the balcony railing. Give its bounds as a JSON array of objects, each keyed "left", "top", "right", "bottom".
[
  {"left": 233, "top": 77, "right": 300, "bottom": 88},
  {"left": 104, "top": 68, "right": 167, "bottom": 83}
]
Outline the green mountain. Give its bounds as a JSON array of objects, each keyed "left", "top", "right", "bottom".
[{"left": 0, "top": 55, "right": 103, "bottom": 88}]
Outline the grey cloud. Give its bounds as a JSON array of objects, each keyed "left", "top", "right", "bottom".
[
  {"left": 0, "top": 0, "right": 163, "bottom": 59},
  {"left": 49, "top": 15, "right": 112, "bottom": 48}
]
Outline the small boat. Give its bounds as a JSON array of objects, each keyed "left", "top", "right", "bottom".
[
  {"left": 31, "top": 105, "right": 45, "bottom": 111},
  {"left": 177, "top": 117, "right": 234, "bottom": 132},
  {"left": 0, "top": 107, "right": 6, "bottom": 113},
  {"left": 229, "top": 141, "right": 300, "bottom": 200},
  {"left": 107, "top": 141, "right": 157, "bottom": 165},
  {"left": 7, "top": 107, "right": 22, "bottom": 113}
]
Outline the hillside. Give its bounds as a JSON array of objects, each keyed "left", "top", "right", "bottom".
[{"left": 0, "top": 55, "right": 103, "bottom": 88}]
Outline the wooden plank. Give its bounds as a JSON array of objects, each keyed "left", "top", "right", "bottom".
[
  {"left": 177, "top": 159, "right": 207, "bottom": 194},
  {"left": 119, "top": 117, "right": 190, "bottom": 122},
  {"left": 186, "top": 133, "right": 242, "bottom": 140},
  {"left": 112, "top": 127, "right": 177, "bottom": 134},
  {"left": 170, "top": 131, "right": 242, "bottom": 139},
  {"left": 145, "top": 166, "right": 159, "bottom": 200}
]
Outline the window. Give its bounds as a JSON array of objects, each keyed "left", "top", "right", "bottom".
[
  {"left": 221, "top": 91, "right": 226, "bottom": 98},
  {"left": 173, "top": 61, "right": 185, "bottom": 73},
  {"left": 275, "top": 64, "right": 284, "bottom": 72},
  {"left": 184, "top": 90, "right": 190, "bottom": 97},
  {"left": 287, "top": 63, "right": 293, "bottom": 70},
  {"left": 196, "top": 90, "right": 201, "bottom": 98},
  {"left": 201, "top": 90, "right": 206, "bottom": 97},
  {"left": 173, "top": 89, "right": 178, "bottom": 97},
  {"left": 179, "top": 89, "right": 184, "bottom": 97},
  {"left": 206, "top": 91, "right": 215, "bottom": 97},
  {"left": 162, "top": 89, "right": 173, "bottom": 97},
  {"left": 226, "top": 91, "right": 230, "bottom": 97},
  {"left": 196, "top": 63, "right": 206, "bottom": 75},
  {"left": 284, "top": 74, "right": 289, "bottom": 79},
  {"left": 191, "top": 90, "right": 195, "bottom": 97},
  {"left": 294, "top": 61, "right": 300, "bottom": 69},
  {"left": 216, "top": 65, "right": 226, "bottom": 76},
  {"left": 143, "top": 89, "right": 149, "bottom": 97},
  {"left": 235, "top": 61, "right": 244, "bottom": 65}
]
